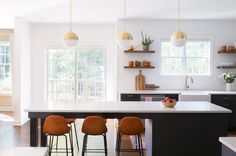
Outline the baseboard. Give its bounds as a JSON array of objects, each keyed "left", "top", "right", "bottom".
[
  {"left": 0, "top": 106, "right": 14, "bottom": 112},
  {"left": 14, "top": 118, "right": 29, "bottom": 126}
]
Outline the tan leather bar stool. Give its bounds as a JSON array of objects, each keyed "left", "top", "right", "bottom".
[
  {"left": 43, "top": 115, "right": 74, "bottom": 156},
  {"left": 81, "top": 116, "right": 108, "bottom": 156},
  {"left": 116, "top": 116, "right": 145, "bottom": 156},
  {"left": 66, "top": 118, "right": 79, "bottom": 151}
]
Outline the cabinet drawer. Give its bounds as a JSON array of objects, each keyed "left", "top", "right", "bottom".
[
  {"left": 120, "top": 94, "right": 140, "bottom": 101},
  {"left": 211, "top": 95, "right": 236, "bottom": 102}
]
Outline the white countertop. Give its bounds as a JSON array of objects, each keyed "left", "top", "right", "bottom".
[
  {"left": 0, "top": 147, "right": 48, "bottom": 156},
  {"left": 25, "top": 101, "right": 231, "bottom": 113},
  {"left": 219, "top": 137, "right": 236, "bottom": 152},
  {"left": 119, "top": 90, "right": 236, "bottom": 95}
]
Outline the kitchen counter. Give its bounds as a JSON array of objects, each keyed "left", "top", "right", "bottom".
[
  {"left": 25, "top": 101, "right": 231, "bottom": 113},
  {"left": 119, "top": 90, "right": 236, "bottom": 95}
]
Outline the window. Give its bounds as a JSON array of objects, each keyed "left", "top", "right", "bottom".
[
  {"left": 161, "top": 40, "right": 211, "bottom": 75},
  {"left": 47, "top": 47, "right": 105, "bottom": 102},
  {"left": 0, "top": 42, "right": 11, "bottom": 94}
]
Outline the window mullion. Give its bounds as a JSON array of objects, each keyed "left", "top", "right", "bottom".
[
  {"left": 75, "top": 49, "right": 78, "bottom": 102},
  {"left": 183, "top": 45, "right": 187, "bottom": 75}
]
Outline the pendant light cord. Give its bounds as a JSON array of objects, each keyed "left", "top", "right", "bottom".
[
  {"left": 177, "top": 0, "right": 180, "bottom": 31},
  {"left": 70, "top": 0, "right": 72, "bottom": 32},
  {"left": 124, "top": 0, "right": 127, "bottom": 32}
]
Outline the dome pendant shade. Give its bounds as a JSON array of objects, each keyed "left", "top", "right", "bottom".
[
  {"left": 118, "top": 32, "right": 133, "bottom": 49},
  {"left": 118, "top": 32, "right": 133, "bottom": 40},
  {"left": 170, "top": 31, "right": 187, "bottom": 47},
  {"left": 63, "top": 31, "right": 79, "bottom": 47}
]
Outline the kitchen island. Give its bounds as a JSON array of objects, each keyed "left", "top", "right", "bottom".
[{"left": 25, "top": 101, "right": 231, "bottom": 156}]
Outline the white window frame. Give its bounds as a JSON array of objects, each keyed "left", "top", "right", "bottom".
[
  {"left": 160, "top": 38, "right": 213, "bottom": 76},
  {"left": 46, "top": 46, "right": 106, "bottom": 102},
  {"left": 0, "top": 41, "right": 12, "bottom": 95}
]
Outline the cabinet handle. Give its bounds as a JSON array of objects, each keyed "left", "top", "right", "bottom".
[
  {"left": 127, "top": 95, "right": 134, "bottom": 98},
  {"left": 224, "top": 97, "right": 231, "bottom": 100}
]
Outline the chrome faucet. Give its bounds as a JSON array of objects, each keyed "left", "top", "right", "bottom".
[{"left": 185, "top": 76, "right": 193, "bottom": 89}]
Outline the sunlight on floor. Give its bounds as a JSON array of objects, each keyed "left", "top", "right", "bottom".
[{"left": 0, "top": 112, "right": 14, "bottom": 122}]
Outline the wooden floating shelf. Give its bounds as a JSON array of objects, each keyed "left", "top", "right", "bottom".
[
  {"left": 124, "top": 66, "right": 155, "bottom": 69},
  {"left": 218, "top": 51, "right": 236, "bottom": 54},
  {"left": 217, "top": 66, "right": 236, "bottom": 69},
  {"left": 124, "top": 50, "right": 155, "bottom": 53}
]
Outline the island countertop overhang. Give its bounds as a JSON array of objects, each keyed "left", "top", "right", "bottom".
[{"left": 25, "top": 101, "right": 231, "bottom": 114}]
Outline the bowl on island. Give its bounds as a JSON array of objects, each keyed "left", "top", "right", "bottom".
[{"left": 162, "top": 97, "right": 177, "bottom": 108}]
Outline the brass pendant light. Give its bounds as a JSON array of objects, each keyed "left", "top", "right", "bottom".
[
  {"left": 170, "top": 0, "right": 187, "bottom": 47},
  {"left": 63, "top": 0, "right": 79, "bottom": 47},
  {"left": 118, "top": 0, "right": 133, "bottom": 49}
]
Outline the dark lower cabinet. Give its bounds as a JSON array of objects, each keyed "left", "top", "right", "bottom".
[
  {"left": 120, "top": 93, "right": 179, "bottom": 101},
  {"left": 211, "top": 94, "right": 236, "bottom": 129}
]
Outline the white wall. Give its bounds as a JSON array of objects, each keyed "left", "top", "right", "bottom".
[
  {"left": 13, "top": 18, "right": 31, "bottom": 126},
  {"left": 31, "top": 23, "right": 116, "bottom": 106},
  {"left": 116, "top": 20, "right": 236, "bottom": 93}
]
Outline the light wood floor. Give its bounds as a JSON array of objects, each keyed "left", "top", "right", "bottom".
[{"left": 0, "top": 112, "right": 145, "bottom": 156}]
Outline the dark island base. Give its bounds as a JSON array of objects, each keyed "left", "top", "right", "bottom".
[{"left": 29, "top": 112, "right": 227, "bottom": 156}]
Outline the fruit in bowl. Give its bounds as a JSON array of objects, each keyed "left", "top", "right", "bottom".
[{"left": 162, "top": 97, "right": 177, "bottom": 108}]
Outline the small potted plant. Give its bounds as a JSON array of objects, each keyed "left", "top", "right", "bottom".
[
  {"left": 141, "top": 31, "right": 155, "bottom": 51},
  {"left": 220, "top": 73, "right": 236, "bottom": 91}
]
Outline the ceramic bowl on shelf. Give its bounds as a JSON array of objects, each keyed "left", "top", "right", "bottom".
[
  {"left": 143, "top": 60, "right": 151, "bottom": 67},
  {"left": 135, "top": 61, "right": 141, "bottom": 67},
  {"left": 128, "top": 61, "right": 134, "bottom": 67},
  {"left": 162, "top": 97, "right": 177, "bottom": 108}
]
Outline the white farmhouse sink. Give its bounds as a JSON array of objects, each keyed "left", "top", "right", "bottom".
[{"left": 179, "top": 91, "right": 211, "bottom": 102}]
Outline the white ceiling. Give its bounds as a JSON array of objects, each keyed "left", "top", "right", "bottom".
[{"left": 1, "top": 0, "right": 236, "bottom": 28}]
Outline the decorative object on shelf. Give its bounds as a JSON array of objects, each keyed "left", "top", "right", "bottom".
[
  {"left": 217, "top": 65, "right": 236, "bottom": 69},
  {"left": 220, "top": 73, "right": 236, "bottom": 91},
  {"left": 63, "top": 0, "right": 79, "bottom": 47},
  {"left": 218, "top": 45, "right": 236, "bottom": 53},
  {"left": 162, "top": 97, "right": 177, "bottom": 108},
  {"left": 124, "top": 50, "right": 155, "bottom": 53},
  {"left": 217, "top": 63, "right": 236, "bottom": 69},
  {"left": 124, "top": 66, "right": 155, "bottom": 69},
  {"left": 226, "top": 45, "right": 236, "bottom": 52},
  {"left": 118, "top": 0, "right": 133, "bottom": 49},
  {"left": 128, "top": 61, "right": 134, "bottom": 67},
  {"left": 135, "top": 70, "right": 145, "bottom": 90},
  {"left": 135, "top": 60, "right": 141, "bottom": 67},
  {"left": 143, "top": 60, "right": 151, "bottom": 67},
  {"left": 127, "top": 45, "right": 134, "bottom": 51},
  {"left": 170, "top": 0, "right": 187, "bottom": 47},
  {"left": 141, "top": 31, "right": 155, "bottom": 51},
  {"left": 145, "top": 84, "right": 159, "bottom": 90},
  {"left": 125, "top": 60, "right": 154, "bottom": 69},
  {"left": 219, "top": 45, "right": 227, "bottom": 52}
]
